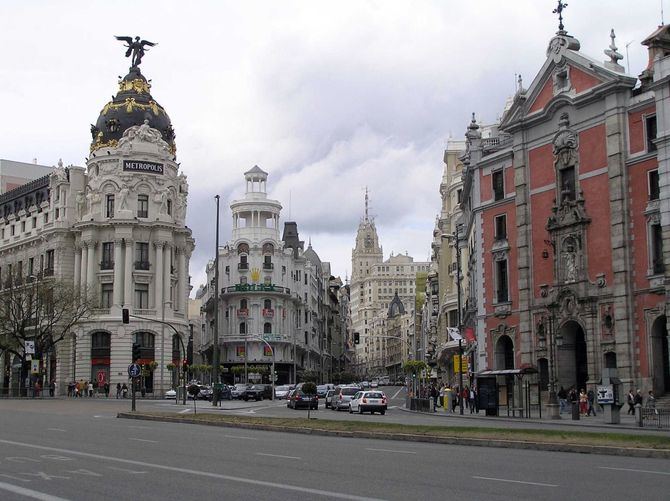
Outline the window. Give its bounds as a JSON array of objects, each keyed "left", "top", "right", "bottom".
[
  {"left": 135, "top": 242, "right": 149, "bottom": 270},
  {"left": 101, "top": 283, "right": 113, "bottom": 308},
  {"left": 457, "top": 189, "right": 463, "bottom": 204},
  {"left": 448, "top": 309, "right": 458, "bottom": 327},
  {"left": 495, "top": 214, "right": 507, "bottom": 240},
  {"left": 239, "top": 322, "right": 246, "bottom": 334},
  {"left": 240, "top": 299, "right": 248, "bottom": 309},
  {"left": 45, "top": 249, "right": 55, "bottom": 275},
  {"left": 496, "top": 259, "right": 509, "bottom": 303},
  {"left": 225, "top": 265, "right": 230, "bottom": 274},
  {"left": 137, "top": 194, "right": 149, "bottom": 218},
  {"left": 651, "top": 223, "right": 664, "bottom": 274},
  {"left": 264, "top": 322, "right": 272, "bottom": 334},
  {"left": 239, "top": 254, "right": 248, "bottom": 270},
  {"left": 167, "top": 199, "right": 172, "bottom": 216},
  {"left": 264, "top": 299, "right": 272, "bottom": 309},
  {"left": 32, "top": 217, "right": 36, "bottom": 229},
  {"left": 21, "top": 221, "right": 25, "bottom": 232},
  {"left": 135, "top": 283, "right": 149, "bottom": 309},
  {"left": 559, "top": 166, "right": 576, "bottom": 201},
  {"left": 646, "top": 114, "right": 657, "bottom": 152},
  {"left": 263, "top": 255, "right": 273, "bottom": 270},
  {"left": 649, "top": 170, "right": 660, "bottom": 201},
  {"left": 492, "top": 170, "right": 504, "bottom": 201},
  {"left": 10, "top": 225, "right": 15, "bottom": 236},
  {"left": 28, "top": 257, "right": 34, "bottom": 276},
  {"left": 101, "top": 242, "right": 114, "bottom": 269},
  {"left": 106, "top": 194, "right": 114, "bottom": 218}
]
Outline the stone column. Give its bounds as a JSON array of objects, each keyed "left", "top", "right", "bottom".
[
  {"left": 154, "top": 242, "right": 164, "bottom": 310},
  {"left": 113, "top": 238, "right": 124, "bottom": 306},
  {"left": 163, "top": 244, "right": 172, "bottom": 309},
  {"left": 74, "top": 244, "right": 81, "bottom": 290},
  {"left": 80, "top": 242, "right": 88, "bottom": 294},
  {"left": 86, "top": 241, "right": 96, "bottom": 293},
  {"left": 124, "top": 240, "right": 133, "bottom": 308},
  {"left": 178, "top": 247, "right": 187, "bottom": 313}
]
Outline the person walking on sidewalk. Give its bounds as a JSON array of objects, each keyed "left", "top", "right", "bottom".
[
  {"left": 469, "top": 387, "right": 476, "bottom": 414},
  {"left": 645, "top": 390, "right": 656, "bottom": 411},
  {"left": 558, "top": 386, "right": 567, "bottom": 414},
  {"left": 116, "top": 382, "right": 122, "bottom": 399},
  {"left": 586, "top": 388, "right": 596, "bottom": 416},
  {"left": 430, "top": 384, "right": 439, "bottom": 412},
  {"left": 627, "top": 388, "right": 635, "bottom": 414},
  {"left": 579, "top": 389, "right": 588, "bottom": 416}
]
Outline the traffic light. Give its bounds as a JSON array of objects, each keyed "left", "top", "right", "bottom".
[
  {"left": 122, "top": 308, "right": 130, "bottom": 324},
  {"left": 132, "top": 342, "right": 141, "bottom": 362},
  {"left": 354, "top": 332, "right": 360, "bottom": 344}
]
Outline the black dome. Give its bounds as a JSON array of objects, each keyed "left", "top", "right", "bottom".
[{"left": 90, "top": 67, "right": 176, "bottom": 154}]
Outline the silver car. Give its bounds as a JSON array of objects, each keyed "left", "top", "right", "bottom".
[
  {"left": 274, "top": 384, "right": 292, "bottom": 399},
  {"left": 331, "top": 386, "right": 361, "bottom": 411}
]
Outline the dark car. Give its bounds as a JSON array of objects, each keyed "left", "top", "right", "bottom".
[
  {"left": 213, "top": 384, "right": 232, "bottom": 401},
  {"left": 287, "top": 389, "right": 318, "bottom": 410},
  {"left": 244, "top": 385, "right": 265, "bottom": 401}
]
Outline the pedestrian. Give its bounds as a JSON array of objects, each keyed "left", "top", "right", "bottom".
[
  {"left": 558, "top": 386, "right": 567, "bottom": 414},
  {"left": 116, "top": 382, "right": 122, "bottom": 399},
  {"left": 579, "top": 388, "right": 588, "bottom": 416},
  {"left": 67, "top": 381, "right": 73, "bottom": 398},
  {"left": 469, "top": 387, "right": 476, "bottom": 414},
  {"left": 430, "top": 384, "right": 439, "bottom": 412},
  {"left": 568, "top": 386, "right": 578, "bottom": 415},
  {"left": 104, "top": 382, "right": 110, "bottom": 398},
  {"left": 438, "top": 384, "right": 445, "bottom": 409},
  {"left": 646, "top": 390, "right": 657, "bottom": 412},
  {"left": 586, "top": 388, "right": 596, "bottom": 416},
  {"left": 634, "top": 388, "right": 643, "bottom": 407},
  {"left": 49, "top": 380, "right": 56, "bottom": 397},
  {"left": 34, "top": 380, "right": 41, "bottom": 398},
  {"left": 88, "top": 381, "right": 94, "bottom": 398},
  {"left": 452, "top": 386, "right": 459, "bottom": 412},
  {"left": 122, "top": 383, "right": 128, "bottom": 398},
  {"left": 80, "top": 380, "right": 86, "bottom": 397},
  {"left": 627, "top": 388, "right": 635, "bottom": 414}
]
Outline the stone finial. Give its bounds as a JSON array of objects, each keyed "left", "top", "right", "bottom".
[
  {"left": 517, "top": 74, "right": 524, "bottom": 93},
  {"left": 604, "top": 28, "right": 625, "bottom": 73}
]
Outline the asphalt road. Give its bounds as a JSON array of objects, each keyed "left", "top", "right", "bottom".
[{"left": 0, "top": 399, "right": 669, "bottom": 500}]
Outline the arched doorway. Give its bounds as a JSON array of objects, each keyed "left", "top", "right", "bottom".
[
  {"left": 133, "top": 331, "right": 155, "bottom": 393},
  {"left": 650, "top": 315, "right": 669, "bottom": 395},
  {"left": 557, "top": 320, "right": 588, "bottom": 391}
]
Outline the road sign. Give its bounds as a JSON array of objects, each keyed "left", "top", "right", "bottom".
[
  {"left": 97, "top": 370, "right": 106, "bottom": 384},
  {"left": 128, "top": 363, "right": 141, "bottom": 378},
  {"left": 25, "top": 340, "right": 35, "bottom": 355},
  {"left": 596, "top": 385, "right": 614, "bottom": 404},
  {"left": 31, "top": 359, "right": 40, "bottom": 374}
]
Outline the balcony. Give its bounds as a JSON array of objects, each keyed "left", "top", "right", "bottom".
[
  {"left": 262, "top": 308, "right": 274, "bottom": 318},
  {"left": 43, "top": 267, "right": 54, "bottom": 277},
  {"left": 238, "top": 262, "right": 249, "bottom": 271},
  {"left": 263, "top": 263, "right": 274, "bottom": 271},
  {"left": 134, "top": 261, "right": 150, "bottom": 271},
  {"left": 237, "top": 308, "right": 249, "bottom": 318},
  {"left": 223, "top": 284, "right": 291, "bottom": 295},
  {"left": 100, "top": 261, "right": 114, "bottom": 270}
]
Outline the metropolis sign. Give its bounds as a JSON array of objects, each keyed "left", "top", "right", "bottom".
[{"left": 123, "top": 160, "right": 164, "bottom": 175}]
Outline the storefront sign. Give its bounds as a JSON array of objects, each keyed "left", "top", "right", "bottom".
[
  {"left": 123, "top": 160, "right": 164, "bottom": 175},
  {"left": 453, "top": 355, "right": 467, "bottom": 373}
]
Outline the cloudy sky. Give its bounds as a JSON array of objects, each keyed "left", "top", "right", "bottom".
[{"left": 0, "top": 1, "right": 661, "bottom": 292}]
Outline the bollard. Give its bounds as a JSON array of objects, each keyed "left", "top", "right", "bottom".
[
  {"left": 572, "top": 401, "right": 580, "bottom": 420},
  {"left": 635, "top": 403, "right": 642, "bottom": 427}
]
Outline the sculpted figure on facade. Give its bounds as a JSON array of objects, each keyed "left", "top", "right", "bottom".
[
  {"left": 117, "top": 185, "right": 130, "bottom": 210},
  {"left": 118, "top": 119, "right": 170, "bottom": 154},
  {"left": 52, "top": 159, "right": 68, "bottom": 182},
  {"left": 552, "top": 113, "right": 578, "bottom": 170},
  {"left": 75, "top": 190, "right": 86, "bottom": 219}
]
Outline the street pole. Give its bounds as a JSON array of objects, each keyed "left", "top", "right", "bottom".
[
  {"left": 212, "top": 195, "right": 220, "bottom": 406},
  {"left": 244, "top": 319, "right": 248, "bottom": 384},
  {"left": 547, "top": 304, "right": 560, "bottom": 419},
  {"left": 455, "top": 225, "right": 464, "bottom": 415},
  {"left": 160, "top": 301, "right": 165, "bottom": 400}
]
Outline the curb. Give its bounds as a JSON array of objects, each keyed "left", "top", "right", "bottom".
[{"left": 116, "top": 412, "right": 670, "bottom": 459}]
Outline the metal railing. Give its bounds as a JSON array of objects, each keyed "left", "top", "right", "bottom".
[{"left": 639, "top": 407, "right": 670, "bottom": 429}]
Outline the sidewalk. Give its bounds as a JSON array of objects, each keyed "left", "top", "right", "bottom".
[{"left": 400, "top": 403, "right": 669, "bottom": 434}]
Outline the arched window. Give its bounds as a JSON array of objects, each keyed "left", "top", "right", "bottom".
[
  {"left": 239, "top": 323, "right": 246, "bottom": 335},
  {"left": 264, "top": 322, "right": 272, "bottom": 334},
  {"left": 133, "top": 331, "right": 155, "bottom": 349},
  {"left": 495, "top": 335, "right": 514, "bottom": 370},
  {"left": 172, "top": 334, "right": 181, "bottom": 363}
]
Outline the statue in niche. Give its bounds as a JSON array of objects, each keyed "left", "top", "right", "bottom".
[
  {"left": 118, "top": 185, "right": 130, "bottom": 210},
  {"left": 156, "top": 188, "right": 170, "bottom": 214},
  {"left": 75, "top": 191, "right": 86, "bottom": 219},
  {"left": 562, "top": 239, "right": 578, "bottom": 283}
]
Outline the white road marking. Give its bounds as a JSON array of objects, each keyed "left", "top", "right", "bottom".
[
  {"left": 599, "top": 466, "right": 670, "bottom": 476},
  {"left": 0, "top": 480, "right": 71, "bottom": 501},
  {"left": 47, "top": 428, "right": 67, "bottom": 432},
  {"left": 256, "top": 453, "right": 301, "bottom": 460},
  {"left": 366, "top": 448, "right": 416, "bottom": 455},
  {"left": 178, "top": 408, "right": 191, "bottom": 414},
  {"left": 129, "top": 438, "right": 158, "bottom": 443},
  {"left": 126, "top": 425, "right": 150, "bottom": 430},
  {"left": 0, "top": 439, "right": 381, "bottom": 501},
  {"left": 472, "top": 476, "right": 558, "bottom": 487},
  {"left": 223, "top": 435, "right": 258, "bottom": 440},
  {"left": 107, "top": 466, "right": 147, "bottom": 474},
  {"left": 391, "top": 388, "right": 404, "bottom": 399}
]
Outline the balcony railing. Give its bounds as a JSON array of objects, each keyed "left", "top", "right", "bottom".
[
  {"left": 263, "top": 263, "right": 274, "bottom": 270},
  {"left": 238, "top": 262, "right": 249, "bottom": 271},
  {"left": 223, "top": 284, "right": 291, "bottom": 295},
  {"left": 262, "top": 308, "right": 274, "bottom": 318},
  {"left": 134, "top": 261, "right": 150, "bottom": 271},
  {"left": 43, "top": 267, "right": 54, "bottom": 277},
  {"left": 100, "top": 261, "right": 114, "bottom": 270}
]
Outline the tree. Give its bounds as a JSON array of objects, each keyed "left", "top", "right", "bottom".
[
  {"left": 302, "top": 381, "right": 317, "bottom": 419},
  {"left": 299, "top": 369, "right": 319, "bottom": 383},
  {"left": 0, "top": 273, "right": 93, "bottom": 395}
]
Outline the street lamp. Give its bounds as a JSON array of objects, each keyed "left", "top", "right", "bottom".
[
  {"left": 546, "top": 302, "right": 562, "bottom": 419},
  {"left": 442, "top": 224, "right": 464, "bottom": 415},
  {"left": 212, "top": 194, "right": 221, "bottom": 406}
]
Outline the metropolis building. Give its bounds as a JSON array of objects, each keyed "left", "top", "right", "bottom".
[{"left": 0, "top": 52, "right": 194, "bottom": 395}]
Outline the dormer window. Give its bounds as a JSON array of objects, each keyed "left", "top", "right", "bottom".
[{"left": 646, "top": 114, "right": 657, "bottom": 153}]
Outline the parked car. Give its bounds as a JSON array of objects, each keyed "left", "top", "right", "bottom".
[
  {"left": 325, "top": 389, "right": 336, "bottom": 409},
  {"left": 275, "top": 384, "right": 292, "bottom": 399},
  {"left": 360, "top": 381, "right": 370, "bottom": 389},
  {"left": 198, "top": 385, "right": 213, "bottom": 400},
  {"left": 231, "top": 383, "right": 251, "bottom": 399},
  {"left": 213, "top": 384, "right": 232, "bottom": 401},
  {"left": 165, "top": 389, "right": 177, "bottom": 399},
  {"left": 370, "top": 380, "right": 379, "bottom": 388},
  {"left": 244, "top": 385, "right": 266, "bottom": 401},
  {"left": 287, "top": 389, "right": 318, "bottom": 410},
  {"left": 331, "top": 386, "right": 362, "bottom": 411},
  {"left": 349, "top": 390, "right": 387, "bottom": 415}
]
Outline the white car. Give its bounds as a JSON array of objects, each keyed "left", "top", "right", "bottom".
[
  {"left": 349, "top": 390, "right": 387, "bottom": 415},
  {"left": 165, "top": 389, "right": 177, "bottom": 399},
  {"left": 370, "top": 380, "right": 379, "bottom": 388},
  {"left": 274, "top": 384, "right": 292, "bottom": 399}
]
